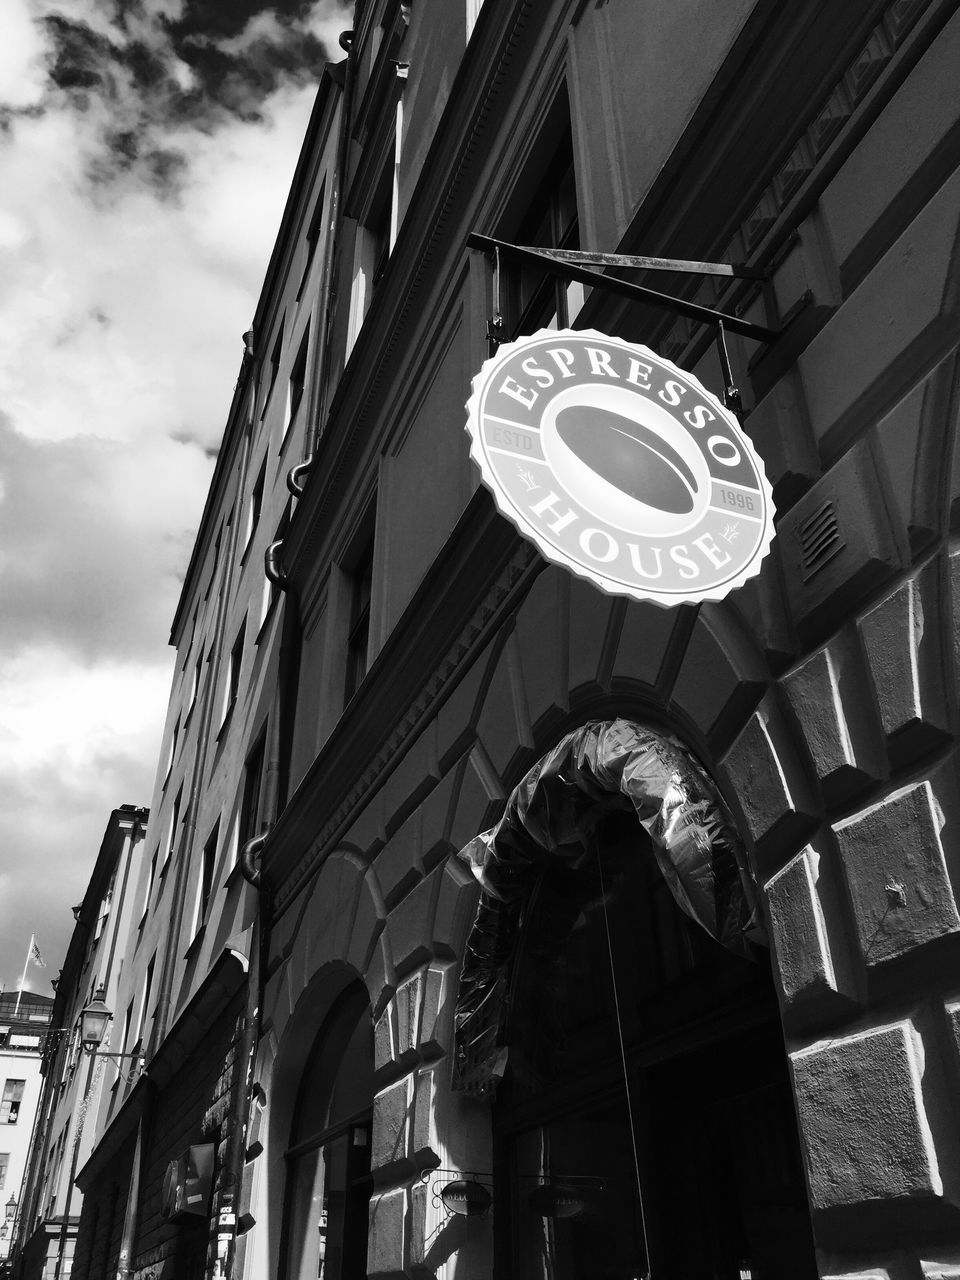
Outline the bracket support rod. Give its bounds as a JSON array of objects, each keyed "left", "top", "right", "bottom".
[
  {"left": 466, "top": 233, "right": 777, "bottom": 344},
  {"left": 519, "top": 244, "right": 766, "bottom": 280}
]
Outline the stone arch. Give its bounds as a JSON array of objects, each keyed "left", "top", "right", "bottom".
[
  {"left": 453, "top": 716, "right": 762, "bottom": 1093},
  {"left": 475, "top": 564, "right": 776, "bottom": 808},
  {"left": 247, "top": 845, "right": 391, "bottom": 1280},
  {"left": 255, "top": 962, "right": 372, "bottom": 1280}
]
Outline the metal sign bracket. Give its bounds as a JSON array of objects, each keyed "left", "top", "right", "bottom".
[{"left": 467, "top": 232, "right": 777, "bottom": 357}]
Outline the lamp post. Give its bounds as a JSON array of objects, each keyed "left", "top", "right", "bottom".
[{"left": 3, "top": 1200, "right": 13, "bottom": 1225}]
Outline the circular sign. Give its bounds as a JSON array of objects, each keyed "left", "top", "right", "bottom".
[{"left": 465, "top": 329, "right": 776, "bottom": 606}]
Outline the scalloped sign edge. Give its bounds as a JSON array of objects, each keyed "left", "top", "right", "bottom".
[{"left": 464, "top": 328, "right": 777, "bottom": 608}]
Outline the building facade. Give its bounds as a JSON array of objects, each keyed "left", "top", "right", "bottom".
[
  {"left": 66, "top": 61, "right": 346, "bottom": 1280},
  {"left": 0, "top": 992, "right": 54, "bottom": 1275},
  {"left": 13, "top": 806, "right": 147, "bottom": 1280},
  {"left": 62, "top": 0, "right": 960, "bottom": 1277}
]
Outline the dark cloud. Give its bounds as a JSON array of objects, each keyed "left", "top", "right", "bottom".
[
  {"left": 29, "top": 2, "right": 339, "bottom": 195},
  {"left": 45, "top": 13, "right": 114, "bottom": 92}
]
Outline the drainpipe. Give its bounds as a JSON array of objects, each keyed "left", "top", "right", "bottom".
[
  {"left": 227, "top": 514, "right": 306, "bottom": 1273},
  {"left": 115, "top": 1084, "right": 151, "bottom": 1280}
]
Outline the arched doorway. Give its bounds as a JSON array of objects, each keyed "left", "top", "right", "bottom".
[
  {"left": 278, "top": 982, "right": 373, "bottom": 1280},
  {"left": 453, "top": 720, "right": 817, "bottom": 1279}
]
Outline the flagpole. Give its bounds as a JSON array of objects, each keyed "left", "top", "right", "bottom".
[{"left": 14, "top": 935, "right": 33, "bottom": 1016}]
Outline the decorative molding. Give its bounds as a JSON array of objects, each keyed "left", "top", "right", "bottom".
[{"left": 658, "top": 0, "right": 934, "bottom": 362}]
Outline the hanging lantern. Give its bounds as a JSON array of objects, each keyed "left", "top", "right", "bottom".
[
  {"left": 438, "top": 1179, "right": 492, "bottom": 1217},
  {"left": 79, "top": 988, "right": 112, "bottom": 1049}
]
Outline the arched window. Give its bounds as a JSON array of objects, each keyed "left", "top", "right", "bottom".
[
  {"left": 280, "top": 984, "right": 373, "bottom": 1280},
  {"left": 454, "top": 721, "right": 817, "bottom": 1279}
]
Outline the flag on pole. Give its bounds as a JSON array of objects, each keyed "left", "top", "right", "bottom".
[{"left": 30, "top": 938, "right": 46, "bottom": 968}]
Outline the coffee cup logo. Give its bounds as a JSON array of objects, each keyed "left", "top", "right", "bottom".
[{"left": 465, "top": 329, "right": 776, "bottom": 606}]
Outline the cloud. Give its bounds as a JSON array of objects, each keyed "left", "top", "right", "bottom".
[
  {"left": 0, "top": 416, "right": 213, "bottom": 661},
  {"left": 22, "top": 0, "right": 351, "bottom": 194},
  {"left": 0, "top": 652, "right": 168, "bottom": 992},
  {"left": 0, "top": 0, "right": 351, "bottom": 987}
]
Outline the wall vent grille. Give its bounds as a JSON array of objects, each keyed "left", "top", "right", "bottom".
[{"left": 799, "top": 500, "right": 844, "bottom": 580}]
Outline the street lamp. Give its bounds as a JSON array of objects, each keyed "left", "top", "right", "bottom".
[
  {"left": 77, "top": 988, "right": 143, "bottom": 1071},
  {"left": 3, "top": 1199, "right": 14, "bottom": 1224},
  {"left": 79, "top": 990, "right": 112, "bottom": 1050}
]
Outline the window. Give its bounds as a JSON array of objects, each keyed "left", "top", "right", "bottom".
[
  {"left": 244, "top": 459, "right": 266, "bottom": 557},
  {"left": 140, "top": 851, "right": 158, "bottom": 925},
  {"left": 94, "top": 875, "right": 114, "bottom": 941},
  {"left": 65, "top": 1027, "right": 81, "bottom": 1080},
  {"left": 263, "top": 323, "right": 284, "bottom": 419},
  {"left": 224, "top": 810, "right": 240, "bottom": 876},
  {"left": 0, "top": 1152, "right": 8, "bottom": 1189},
  {"left": 120, "top": 1002, "right": 133, "bottom": 1056},
  {"left": 347, "top": 158, "right": 395, "bottom": 352},
  {"left": 239, "top": 734, "right": 266, "bottom": 849},
  {"left": 134, "top": 954, "right": 155, "bottom": 1049},
  {"left": 279, "top": 985, "right": 373, "bottom": 1280},
  {"left": 297, "top": 178, "right": 327, "bottom": 299},
  {"left": 192, "top": 820, "right": 220, "bottom": 939},
  {"left": 509, "top": 132, "right": 583, "bottom": 336},
  {"left": 10, "top": 1033, "right": 40, "bottom": 1048},
  {"left": 466, "top": 0, "right": 487, "bottom": 38},
  {"left": 182, "top": 606, "right": 199, "bottom": 671},
  {"left": 163, "top": 714, "right": 180, "bottom": 784},
  {"left": 1, "top": 1080, "right": 25, "bottom": 1124},
  {"left": 164, "top": 785, "right": 183, "bottom": 868},
  {"left": 221, "top": 620, "right": 246, "bottom": 726},
  {"left": 368, "top": 180, "right": 392, "bottom": 294},
  {"left": 286, "top": 324, "right": 310, "bottom": 439},
  {"left": 188, "top": 650, "right": 203, "bottom": 717},
  {"left": 344, "top": 538, "right": 374, "bottom": 705},
  {"left": 205, "top": 526, "right": 223, "bottom": 603}
]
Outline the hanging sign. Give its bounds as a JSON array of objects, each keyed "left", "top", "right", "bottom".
[{"left": 465, "top": 328, "right": 776, "bottom": 606}]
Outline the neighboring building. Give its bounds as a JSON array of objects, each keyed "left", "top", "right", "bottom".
[
  {"left": 68, "top": 62, "right": 345, "bottom": 1280},
  {"left": 13, "top": 806, "right": 147, "bottom": 1280},
  {"left": 67, "top": 0, "right": 960, "bottom": 1278},
  {"left": 0, "top": 992, "right": 54, "bottom": 1274}
]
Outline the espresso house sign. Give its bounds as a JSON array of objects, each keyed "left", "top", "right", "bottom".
[{"left": 465, "top": 329, "right": 776, "bottom": 606}]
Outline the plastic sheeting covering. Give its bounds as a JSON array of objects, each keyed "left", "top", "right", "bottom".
[{"left": 453, "top": 718, "right": 764, "bottom": 1094}]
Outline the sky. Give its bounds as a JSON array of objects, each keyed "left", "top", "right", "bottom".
[{"left": 0, "top": 0, "right": 352, "bottom": 995}]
